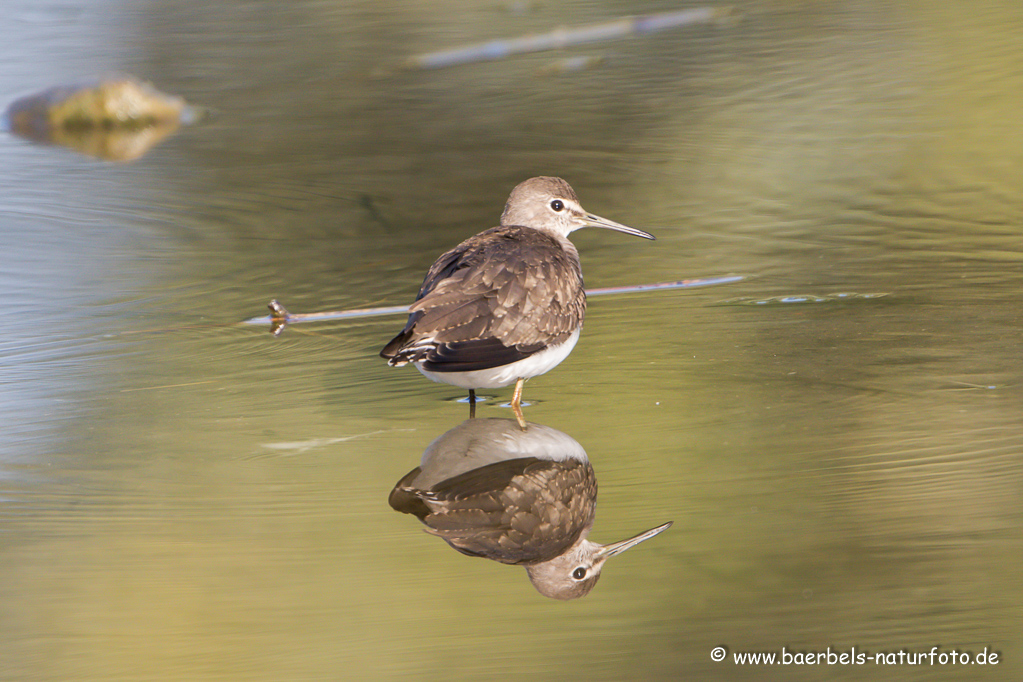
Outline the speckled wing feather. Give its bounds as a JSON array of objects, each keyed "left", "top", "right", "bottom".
[
  {"left": 411, "top": 456, "right": 597, "bottom": 565},
  {"left": 380, "top": 225, "right": 586, "bottom": 372}
]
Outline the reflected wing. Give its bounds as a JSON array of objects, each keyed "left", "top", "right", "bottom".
[
  {"left": 415, "top": 457, "right": 596, "bottom": 565},
  {"left": 388, "top": 467, "right": 428, "bottom": 519}
]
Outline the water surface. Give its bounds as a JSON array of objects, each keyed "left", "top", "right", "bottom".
[{"left": 1, "top": 1, "right": 1020, "bottom": 680}]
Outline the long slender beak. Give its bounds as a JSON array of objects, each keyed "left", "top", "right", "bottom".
[
  {"left": 598, "top": 521, "right": 672, "bottom": 558},
  {"left": 582, "top": 213, "right": 656, "bottom": 240}
]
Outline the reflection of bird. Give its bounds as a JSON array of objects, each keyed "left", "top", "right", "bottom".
[
  {"left": 380, "top": 177, "right": 654, "bottom": 426},
  {"left": 389, "top": 418, "right": 671, "bottom": 600}
]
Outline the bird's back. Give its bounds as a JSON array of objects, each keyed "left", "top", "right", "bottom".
[{"left": 380, "top": 225, "right": 586, "bottom": 372}]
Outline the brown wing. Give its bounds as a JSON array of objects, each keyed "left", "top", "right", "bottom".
[
  {"left": 380, "top": 225, "right": 586, "bottom": 372},
  {"left": 387, "top": 467, "right": 428, "bottom": 519},
  {"left": 413, "top": 457, "right": 597, "bottom": 565}
]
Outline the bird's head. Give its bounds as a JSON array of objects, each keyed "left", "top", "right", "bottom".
[
  {"left": 525, "top": 521, "right": 672, "bottom": 600},
  {"left": 501, "top": 176, "right": 655, "bottom": 241}
]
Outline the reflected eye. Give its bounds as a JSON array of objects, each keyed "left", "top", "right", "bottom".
[
  {"left": 572, "top": 567, "right": 587, "bottom": 580},
  {"left": 550, "top": 199, "right": 564, "bottom": 212}
]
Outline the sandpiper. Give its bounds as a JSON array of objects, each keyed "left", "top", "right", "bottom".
[
  {"left": 380, "top": 177, "right": 654, "bottom": 424},
  {"left": 389, "top": 418, "right": 672, "bottom": 599}
]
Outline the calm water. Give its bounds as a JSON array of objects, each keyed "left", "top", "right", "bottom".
[{"left": 1, "top": 1, "right": 1021, "bottom": 680}]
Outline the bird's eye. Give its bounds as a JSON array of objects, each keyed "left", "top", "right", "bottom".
[
  {"left": 572, "top": 567, "right": 587, "bottom": 580},
  {"left": 550, "top": 199, "right": 564, "bottom": 212}
]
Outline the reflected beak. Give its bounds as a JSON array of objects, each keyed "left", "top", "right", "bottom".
[
  {"left": 581, "top": 213, "right": 656, "bottom": 240},
  {"left": 598, "top": 521, "right": 673, "bottom": 558}
]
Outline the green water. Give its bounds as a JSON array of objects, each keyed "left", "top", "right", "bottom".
[{"left": 1, "top": 1, "right": 1020, "bottom": 680}]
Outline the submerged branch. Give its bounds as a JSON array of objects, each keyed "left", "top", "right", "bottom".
[
  {"left": 402, "top": 7, "right": 734, "bottom": 70},
  {"left": 255, "top": 275, "right": 746, "bottom": 335}
]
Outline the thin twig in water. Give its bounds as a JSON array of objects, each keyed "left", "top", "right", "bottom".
[{"left": 402, "top": 7, "right": 733, "bottom": 70}]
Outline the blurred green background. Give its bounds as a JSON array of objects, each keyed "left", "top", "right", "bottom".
[{"left": 0, "top": 1, "right": 1020, "bottom": 680}]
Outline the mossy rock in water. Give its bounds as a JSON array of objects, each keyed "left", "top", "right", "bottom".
[
  {"left": 4, "top": 76, "right": 199, "bottom": 160},
  {"left": 5, "top": 76, "right": 188, "bottom": 134}
]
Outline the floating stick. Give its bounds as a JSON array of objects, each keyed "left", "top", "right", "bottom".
[
  {"left": 251, "top": 275, "right": 745, "bottom": 335},
  {"left": 402, "top": 7, "right": 733, "bottom": 70}
]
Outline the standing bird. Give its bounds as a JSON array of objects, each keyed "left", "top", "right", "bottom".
[{"left": 380, "top": 176, "right": 654, "bottom": 424}]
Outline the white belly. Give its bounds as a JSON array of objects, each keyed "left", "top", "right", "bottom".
[{"left": 415, "top": 329, "right": 581, "bottom": 390}]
